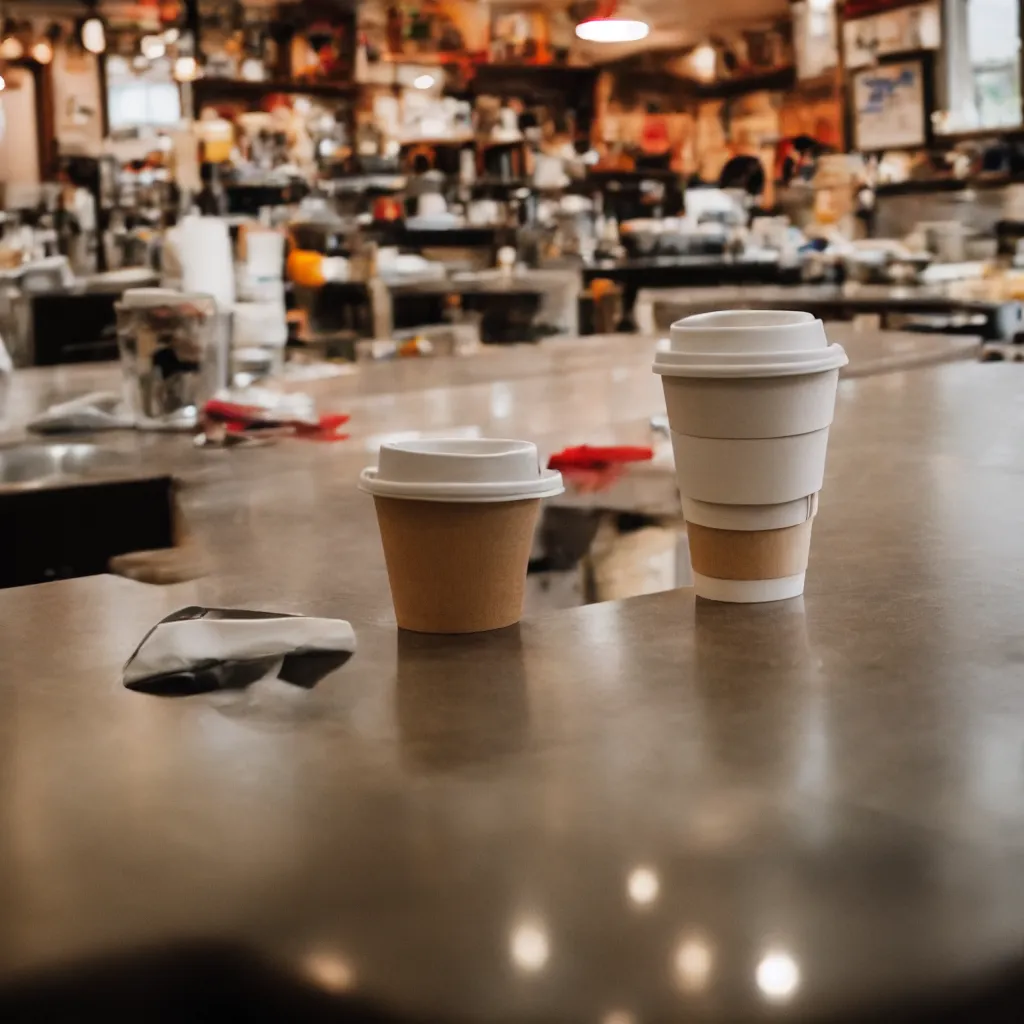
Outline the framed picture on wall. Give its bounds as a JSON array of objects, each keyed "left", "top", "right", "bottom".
[
  {"left": 843, "top": 1, "right": 942, "bottom": 70},
  {"left": 852, "top": 59, "right": 928, "bottom": 150}
]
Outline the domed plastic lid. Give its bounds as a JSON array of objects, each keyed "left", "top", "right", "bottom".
[
  {"left": 360, "top": 438, "right": 564, "bottom": 503},
  {"left": 653, "top": 309, "right": 848, "bottom": 378}
]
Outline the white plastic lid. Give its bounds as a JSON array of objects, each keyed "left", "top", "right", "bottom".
[
  {"left": 654, "top": 309, "right": 848, "bottom": 379},
  {"left": 360, "top": 438, "right": 564, "bottom": 503}
]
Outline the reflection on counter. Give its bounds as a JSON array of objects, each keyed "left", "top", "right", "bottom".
[
  {"left": 756, "top": 950, "right": 801, "bottom": 1002},
  {"left": 674, "top": 936, "right": 715, "bottom": 994},
  {"left": 509, "top": 919, "right": 550, "bottom": 973}
]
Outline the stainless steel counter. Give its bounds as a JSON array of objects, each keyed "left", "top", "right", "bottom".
[
  {"left": 1, "top": 343, "right": 1021, "bottom": 1021},
  {"left": 636, "top": 283, "right": 1023, "bottom": 341},
  {"left": 0, "top": 326, "right": 979, "bottom": 437}
]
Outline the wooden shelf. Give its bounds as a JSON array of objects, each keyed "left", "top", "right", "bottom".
[
  {"left": 875, "top": 173, "right": 1024, "bottom": 197},
  {"left": 397, "top": 135, "right": 526, "bottom": 149},
  {"left": 193, "top": 78, "right": 358, "bottom": 102},
  {"left": 692, "top": 66, "right": 797, "bottom": 99}
]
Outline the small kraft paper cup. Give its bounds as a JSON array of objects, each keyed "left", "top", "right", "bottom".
[
  {"left": 653, "top": 310, "right": 847, "bottom": 603},
  {"left": 360, "top": 439, "right": 563, "bottom": 633}
]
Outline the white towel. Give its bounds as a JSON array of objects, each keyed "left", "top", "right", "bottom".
[{"left": 28, "top": 391, "right": 134, "bottom": 434}]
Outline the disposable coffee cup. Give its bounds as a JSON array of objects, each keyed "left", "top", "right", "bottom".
[
  {"left": 360, "top": 439, "right": 563, "bottom": 633},
  {"left": 654, "top": 310, "right": 847, "bottom": 603}
]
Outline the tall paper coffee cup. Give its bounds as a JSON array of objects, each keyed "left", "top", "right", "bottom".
[
  {"left": 360, "top": 439, "right": 563, "bottom": 633},
  {"left": 654, "top": 310, "right": 847, "bottom": 603}
]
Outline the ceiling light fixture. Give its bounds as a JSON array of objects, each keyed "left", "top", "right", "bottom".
[
  {"left": 81, "top": 8, "right": 107, "bottom": 55},
  {"left": 575, "top": 2, "right": 649, "bottom": 43},
  {"left": 31, "top": 39, "right": 54, "bottom": 65},
  {"left": 0, "top": 18, "right": 23, "bottom": 61},
  {"left": 690, "top": 43, "right": 717, "bottom": 82},
  {"left": 412, "top": 73, "right": 435, "bottom": 90}
]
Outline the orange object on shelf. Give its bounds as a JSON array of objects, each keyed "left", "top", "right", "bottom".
[{"left": 288, "top": 250, "right": 326, "bottom": 288}]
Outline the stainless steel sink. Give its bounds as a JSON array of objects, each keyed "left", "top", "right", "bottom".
[
  {"left": 0, "top": 443, "right": 127, "bottom": 490},
  {"left": 0, "top": 443, "right": 175, "bottom": 588}
]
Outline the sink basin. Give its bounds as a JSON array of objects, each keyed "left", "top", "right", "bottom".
[
  {"left": 0, "top": 444, "right": 175, "bottom": 588},
  {"left": 0, "top": 443, "right": 127, "bottom": 490}
]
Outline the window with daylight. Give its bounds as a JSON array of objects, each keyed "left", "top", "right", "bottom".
[
  {"left": 940, "top": 0, "right": 1022, "bottom": 132},
  {"left": 107, "top": 59, "right": 182, "bottom": 130}
]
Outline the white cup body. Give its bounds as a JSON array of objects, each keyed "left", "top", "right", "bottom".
[
  {"left": 691, "top": 572, "right": 807, "bottom": 603},
  {"left": 681, "top": 493, "right": 818, "bottom": 531},
  {"left": 671, "top": 428, "right": 830, "bottom": 506},
  {"left": 662, "top": 369, "right": 839, "bottom": 440}
]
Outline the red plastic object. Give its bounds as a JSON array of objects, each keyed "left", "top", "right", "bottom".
[
  {"left": 204, "top": 400, "right": 350, "bottom": 441},
  {"left": 547, "top": 445, "right": 653, "bottom": 471}
]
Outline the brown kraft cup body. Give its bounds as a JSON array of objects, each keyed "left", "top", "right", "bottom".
[
  {"left": 687, "top": 520, "right": 813, "bottom": 581},
  {"left": 373, "top": 496, "right": 540, "bottom": 634}
]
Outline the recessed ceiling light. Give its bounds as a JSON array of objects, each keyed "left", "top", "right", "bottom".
[
  {"left": 0, "top": 33, "right": 23, "bottom": 61},
  {"left": 575, "top": 18, "right": 649, "bottom": 44}
]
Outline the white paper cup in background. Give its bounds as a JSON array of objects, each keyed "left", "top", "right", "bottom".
[
  {"left": 179, "top": 216, "right": 236, "bottom": 310},
  {"left": 360, "top": 439, "right": 563, "bottom": 633},
  {"left": 245, "top": 229, "right": 285, "bottom": 281},
  {"left": 653, "top": 310, "right": 847, "bottom": 604}
]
